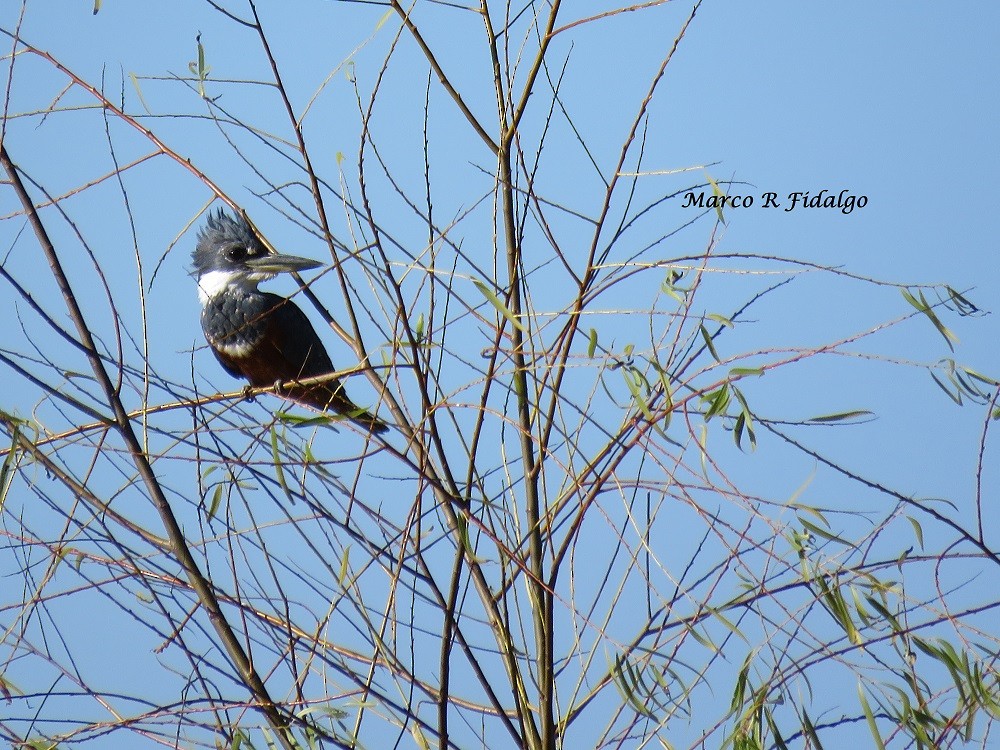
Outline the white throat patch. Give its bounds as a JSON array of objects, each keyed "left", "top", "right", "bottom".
[{"left": 197, "top": 270, "right": 262, "bottom": 305}]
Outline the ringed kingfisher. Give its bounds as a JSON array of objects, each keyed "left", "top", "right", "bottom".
[{"left": 192, "top": 209, "right": 388, "bottom": 433}]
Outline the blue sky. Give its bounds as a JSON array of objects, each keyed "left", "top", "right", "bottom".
[{"left": 2, "top": 2, "right": 1000, "bottom": 748}]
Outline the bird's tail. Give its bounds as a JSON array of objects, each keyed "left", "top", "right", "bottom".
[{"left": 284, "top": 382, "right": 390, "bottom": 434}]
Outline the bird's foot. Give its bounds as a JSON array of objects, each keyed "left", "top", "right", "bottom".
[{"left": 241, "top": 385, "right": 256, "bottom": 403}]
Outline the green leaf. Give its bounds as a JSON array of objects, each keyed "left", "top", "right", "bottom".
[
  {"left": 731, "top": 385, "right": 756, "bottom": 451},
  {"left": 907, "top": 516, "right": 924, "bottom": 550},
  {"left": 701, "top": 383, "right": 730, "bottom": 420},
  {"left": 730, "top": 653, "right": 753, "bottom": 713},
  {"left": 961, "top": 365, "right": 998, "bottom": 386},
  {"left": 806, "top": 410, "right": 875, "bottom": 423},
  {"left": 800, "top": 708, "right": 824, "bottom": 750},
  {"left": 587, "top": 328, "right": 598, "bottom": 357},
  {"left": 411, "top": 724, "right": 432, "bottom": 750},
  {"left": 269, "top": 427, "right": 295, "bottom": 505},
  {"left": 700, "top": 323, "right": 721, "bottom": 362},
  {"left": 729, "top": 367, "right": 764, "bottom": 378},
  {"left": 707, "top": 312, "right": 734, "bottom": 328},
  {"left": 683, "top": 621, "right": 719, "bottom": 653},
  {"left": 189, "top": 33, "right": 211, "bottom": 98},
  {"left": 902, "top": 287, "right": 958, "bottom": 351},
  {"left": 624, "top": 367, "right": 656, "bottom": 424},
  {"left": 661, "top": 268, "right": 689, "bottom": 298},
  {"left": 414, "top": 312, "right": 425, "bottom": 342},
  {"left": 799, "top": 517, "right": 856, "bottom": 548},
  {"left": 709, "top": 608, "right": 748, "bottom": 644},
  {"left": 815, "top": 574, "right": 861, "bottom": 644},
  {"left": 790, "top": 502, "right": 828, "bottom": 526},
  {"left": 473, "top": 279, "right": 526, "bottom": 333},
  {"left": 375, "top": 8, "right": 393, "bottom": 31},
  {"left": 339, "top": 547, "right": 350, "bottom": 586},
  {"left": 705, "top": 172, "right": 727, "bottom": 224},
  {"left": 128, "top": 72, "right": 153, "bottom": 115},
  {"left": 610, "top": 653, "right": 660, "bottom": 719},
  {"left": 944, "top": 286, "right": 980, "bottom": 317},
  {"left": 929, "top": 367, "right": 963, "bottom": 405},
  {"left": 208, "top": 483, "right": 223, "bottom": 519},
  {"left": 858, "top": 683, "right": 887, "bottom": 750},
  {"left": 864, "top": 595, "right": 902, "bottom": 632}
]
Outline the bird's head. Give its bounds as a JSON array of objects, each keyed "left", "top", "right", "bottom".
[{"left": 192, "top": 209, "right": 322, "bottom": 303}]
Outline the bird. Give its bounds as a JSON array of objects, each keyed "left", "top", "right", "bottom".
[{"left": 191, "top": 209, "right": 388, "bottom": 433}]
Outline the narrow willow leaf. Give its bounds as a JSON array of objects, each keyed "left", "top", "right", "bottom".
[
  {"left": 799, "top": 518, "right": 856, "bottom": 548},
  {"left": 902, "top": 288, "right": 958, "bottom": 351},
  {"left": 684, "top": 622, "right": 719, "bottom": 653},
  {"left": 269, "top": 427, "right": 294, "bottom": 504},
  {"left": 473, "top": 279, "right": 526, "bottom": 332},
  {"left": 929, "top": 369, "right": 963, "bottom": 405},
  {"left": 901, "top": 288, "right": 924, "bottom": 312},
  {"left": 851, "top": 586, "right": 872, "bottom": 627},
  {"left": 784, "top": 469, "right": 817, "bottom": 508},
  {"left": 806, "top": 410, "right": 875, "bottom": 423},
  {"left": 624, "top": 369, "right": 657, "bottom": 424},
  {"left": 864, "top": 595, "right": 902, "bottom": 632},
  {"left": 907, "top": 516, "right": 924, "bottom": 550},
  {"left": 701, "top": 384, "right": 730, "bottom": 420},
  {"left": 698, "top": 424, "right": 709, "bottom": 475},
  {"left": 661, "top": 268, "right": 689, "bottom": 302},
  {"left": 705, "top": 172, "right": 727, "bottom": 224},
  {"left": 587, "top": 328, "right": 598, "bottom": 357},
  {"left": 0, "top": 434, "right": 18, "bottom": 512},
  {"left": 800, "top": 708, "right": 824, "bottom": 749},
  {"left": 858, "top": 683, "right": 887, "bottom": 750},
  {"left": 303, "top": 441, "right": 316, "bottom": 465},
  {"left": 707, "top": 312, "right": 734, "bottom": 328},
  {"left": 128, "top": 72, "right": 153, "bottom": 114},
  {"left": 411, "top": 725, "right": 431, "bottom": 750},
  {"left": 953, "top": 367, "right": 993, "bottom": 400},
  {"left": 734, "top": 412, "right": 748, "bottom": 450},
  {"left": 816, "top": 575, "right": 861, "bottom": 644},
  {"left": 962, "top": 365, "right": 999, "bottom": 386},
  {"left": 278, "top": 411, "right": 335, "bottom": 427},
  {"left": 375, "top": 8, "right": 393, "bottom": 30},
  {"left": 208, "top": 484, "right": 223, "bottom": 519},
  {"left": 730, "top": 653, "right": 752, "bottom": 713},
  {"left": 731, "top": 386, "right": 757, "bottom": 450},
  {"left": 729, "top": 367, "right": 764, "bottom": 378},
  {"left": 945, "top": 285, "right": 980, "bottom": 316},
  {"left": 339, "top": 547, "right": 350, "bottom": 586},
  {"left": 700, "top": 324, "right": 721, "bottom": 362},
  {"left": 414, "top": 312, "right": 425, "bottom": 342},
  {"left": 765, "top": 707, "right": 790, "bottom": 750},
  {"left": 709, "top": 608, "right": 748, "bottom": 643},
  {"left": 790, "top": 502, "right": 828, "bottom": 526},
  {"left": 455, "top": 514, "right": 478, "bottom": 559}
]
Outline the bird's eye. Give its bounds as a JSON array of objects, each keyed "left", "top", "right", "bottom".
[{"left": 225, "top": 246, "right": 247, "bottom": 261}]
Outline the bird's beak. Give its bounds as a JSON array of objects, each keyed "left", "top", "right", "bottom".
[{"left": 245, "top": 253, "right": 323, "bottom": 275}]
